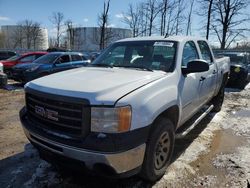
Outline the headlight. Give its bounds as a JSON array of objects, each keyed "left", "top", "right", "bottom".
[
  {"left": 91, "top": 106, "right": 131, "bottom": 133},
  {"left": 26, "top": 65, "right": 39, "bottom": 72}
]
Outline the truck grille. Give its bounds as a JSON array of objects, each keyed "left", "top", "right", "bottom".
[{"left": 26, "top": 92, "right": 90, "bottom": 138}]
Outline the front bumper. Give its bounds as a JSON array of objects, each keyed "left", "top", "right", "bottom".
[{"left": 20, "top": 108, "right": 146, "bottom": 175}]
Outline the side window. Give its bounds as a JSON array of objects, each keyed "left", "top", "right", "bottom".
[
  {"left": 57, "top": 55, "right": 70, "bottom": 64},
  {"left": 20, "top": 55, "right": 36, "bottom": 62},
  {"left": 198, "top": 41, "right": 213, "bottom": 64},
  {"left": 71, "top": 55, "right": 83, "bottom": 61},
  {"left": 8, "top": 52, "right": 16, "bottom": 56},
  {"left": 35, "top": 54, "right": 44, "bottom": 59},
  {"left": 182, "top": 41, "right": 199, "bottom": 67}
]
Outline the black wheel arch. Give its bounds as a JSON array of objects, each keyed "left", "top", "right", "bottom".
[{"left": 154, "top": 105, "right": 179, "bottom": 131}]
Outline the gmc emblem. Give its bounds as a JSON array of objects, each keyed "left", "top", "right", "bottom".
[{"left": 35, "top": 105, "right": 59, "bottom": 121}]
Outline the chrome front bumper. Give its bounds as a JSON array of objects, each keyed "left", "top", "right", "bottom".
[{"left": 23, "top": 127, "right": 146, "bottom": 174}]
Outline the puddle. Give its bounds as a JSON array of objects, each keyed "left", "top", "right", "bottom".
[
  {"left": 188, "top": 129, "right": 247, "bottom": 186},
  {"left": 232, "top": 108, "right": 250, "bottom": 117}
]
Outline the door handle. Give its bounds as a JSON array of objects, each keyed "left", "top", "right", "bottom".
[
  {"left": 212, "top": 70, "right": 217, "bottom": 74},
  {"left": 200, "top": 76, "right": 206, "bottom": 81}
]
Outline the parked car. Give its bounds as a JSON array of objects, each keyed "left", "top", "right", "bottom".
[
  {"left": 90, "top": 51, "right": 101, "bottom": 61},
  {"left": 0, "top": 52, "right": 48, "bottom": 76},
  {"left": 0, "top": 50, "right": 17, "bottom": 60},
  {"left": 12, "top": 52, "right": 89, "bottom": 83},
  {"left": 20, "top": 36, "right": 230, "bottom": 181},
  {"left": 217, "top": 51, "right": 250, "bottom": 89}
]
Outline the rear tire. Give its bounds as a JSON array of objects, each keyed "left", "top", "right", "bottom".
[
  {"left": 211, "top": 86, "right": 225, "bottom": 112},
  {"left": 140, "top": 118, "right": 175, "bottom": 182}
]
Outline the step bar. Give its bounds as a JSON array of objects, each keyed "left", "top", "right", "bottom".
[{"left": 176, "top": 104, "right": 214, "bottom": 139}]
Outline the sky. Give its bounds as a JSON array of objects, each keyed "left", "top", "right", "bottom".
[
  {"left": 0, "top": 0, "right": 249, "bottom": 46},
  {"left": 0, "top": 0, "right": 137, "bottom": 35}
]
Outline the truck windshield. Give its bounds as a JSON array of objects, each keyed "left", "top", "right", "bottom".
[
  {"left": 33, "top": 54, "right": 61, "bottom": 64},
  {"left": 92, "top": 41, "right": 177, "bottom": 72}
]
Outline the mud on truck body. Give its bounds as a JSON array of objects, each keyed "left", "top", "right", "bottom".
[{"left": 20, "top": 36, "right": 230, "bottom": 181}]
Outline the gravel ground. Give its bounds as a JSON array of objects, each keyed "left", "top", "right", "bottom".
[{"left": 0, "top": 81, "right": 249, "bottom": 188}]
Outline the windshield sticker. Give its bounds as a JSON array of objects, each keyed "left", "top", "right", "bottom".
[{"left": 154, "top": 42, "right": 174, "bottom": 47}]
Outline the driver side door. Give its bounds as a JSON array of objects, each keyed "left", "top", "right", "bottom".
[{"left": 179, "top": 41, "right": 205, "bottom": 124}]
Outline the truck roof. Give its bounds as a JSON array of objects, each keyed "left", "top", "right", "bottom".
[{"left": 117, "top": 36, "right": 207, "bottom": 43}]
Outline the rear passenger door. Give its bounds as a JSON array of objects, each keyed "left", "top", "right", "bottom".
[
  {"left": 197, "top": 41, "right": 217, "bottom": 104},
  {"left": 52, "top": 55, "right": 72, "bottom": 73},
  {"left": 71, "top": 54, "right": 84, "bottom": 68}
]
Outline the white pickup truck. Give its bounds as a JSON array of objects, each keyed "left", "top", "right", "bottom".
[{"left": 20, "top": 36, "right": 230, "bottom": 181}]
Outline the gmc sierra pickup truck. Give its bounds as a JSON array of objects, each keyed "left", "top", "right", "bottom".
[{"left": 20, "top": 36, "right": 230, "bottom": 181}]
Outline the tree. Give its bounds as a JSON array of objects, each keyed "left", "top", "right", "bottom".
[
  {"left": 50, "top": 12, "right": 64, "bottom": 47},
  {"left": 145, "top": 0, "right": 161, "bottom": 36},
  {"left": 186, "top": 0, "right": 195, "bottom": 35},
  {"left": 65, "top": 19, "right": 75, "bottom": 49},
  {"left": 122, "top": 4, "right": 140, "bottom": 37},
  {"left": 175, "top": 0, "right": 185, "bottom": 35},
  {"left": 212, "top": 0, "right": 250, "bottom": 49},
  {"left": 159, "top": 0, "right": 168, "bottom": 36},
  {"left": 197, "top": 0, "right": 214, "bottom": 40},
  {"left": 98, "top": 0, "right": 110, "bottom": 50},
  {"left": 12, "top": 25, "right": 25, "bottom": 48}
]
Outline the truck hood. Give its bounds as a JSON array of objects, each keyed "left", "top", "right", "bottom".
[{"left": 26, "top": 67, "right": 166, "bottom": 105}]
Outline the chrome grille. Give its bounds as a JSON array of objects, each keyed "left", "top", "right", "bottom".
[{"left": 26, "top": 93, "right": 85, "bottom": 137}]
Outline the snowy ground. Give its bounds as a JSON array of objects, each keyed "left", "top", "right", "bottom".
[{"left": 0, "top": 82, "right": 249, "bottom": 188}]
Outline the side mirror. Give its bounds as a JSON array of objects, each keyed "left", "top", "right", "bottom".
[{"left": 182, "top": 59, "right": 209, "bottom": 74}]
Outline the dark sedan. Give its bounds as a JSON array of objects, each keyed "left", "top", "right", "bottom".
[{"left": 11, "top": 52, "right": 89, "bottom": 83}]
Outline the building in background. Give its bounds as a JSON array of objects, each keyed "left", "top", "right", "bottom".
[
  {"left": 66, "top": 27, "right": 131, "bottom": 52},
  {"left": 0, "top": 25, "right": 49, "bottom": 50}
]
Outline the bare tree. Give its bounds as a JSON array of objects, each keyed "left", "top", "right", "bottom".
[
  {"left": 197, "top": 0, "right": 214, "bottom": 40},
  {"left": 186, "top": 0, "right": 195, "bottom": 35},
  {"left": 12, "top": 26, "right": 25, "bottom": 48},
  {"left": 145, "top": 0, "right": 161, "bottom": 36},
  {"left": 164, "top": 0, "right": 178, "bottom": 36},
  {"left": 159, "top": 0, "right": 169, "bottom": 36},
  {"left": 65, "top": 19, "right": 75, "bottom": 49},
  {"left": 175, "top": 0, "right": 185, "bottom": 35},
  {"left": 212, "top": 0, "right": 250, "bottom": 49},
  {"left": 122, "top": 4, "right": 140, "bottom": 37},
  {"left": 31, "top": 23, "right": 45, "bottom": 49},
  {"left": 98, "top": 0, "right": 110, "bottom": 50},
  {"left": 50, "top": 12, "right": 64, "bottom": 47}
]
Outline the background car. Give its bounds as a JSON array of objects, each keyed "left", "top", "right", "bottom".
[
  {"left": 90, "top": 52, "right": 101, "bottom": 61},
  {"left": 217, "top": 51, "right": 250, "bottom": 89},
  {"left": 0, "top": 51, "right": 48, "bottom": 76},
  {"left": 0, "top": 50, "right": 17, "bottom": 60},
  {"left": 11, "top": 52, "right": 89, "bottom": 83}
]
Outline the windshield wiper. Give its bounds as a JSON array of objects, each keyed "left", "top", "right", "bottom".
[
  {"left": 114, "top": 65, "right": 153, "bottom": 71},
  {"left": 89, "top": 64, "right": 113, "bottom": 68}
]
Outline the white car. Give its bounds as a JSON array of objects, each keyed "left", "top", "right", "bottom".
[{"left": 20, "top": 36, "right": 230, "bottom": 181}]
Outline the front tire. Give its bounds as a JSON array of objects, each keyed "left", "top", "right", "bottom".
[{"left": 140, "top": 118, "right": 175, "bottom": 182}]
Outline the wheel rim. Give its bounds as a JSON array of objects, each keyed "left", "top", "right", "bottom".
[{"left": 154, "top": 131, "right": 171, "bottom": 170}]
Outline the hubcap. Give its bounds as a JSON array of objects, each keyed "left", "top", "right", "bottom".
[{"left": 154, "top": 131, "right": 170, "bottom": 170}]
